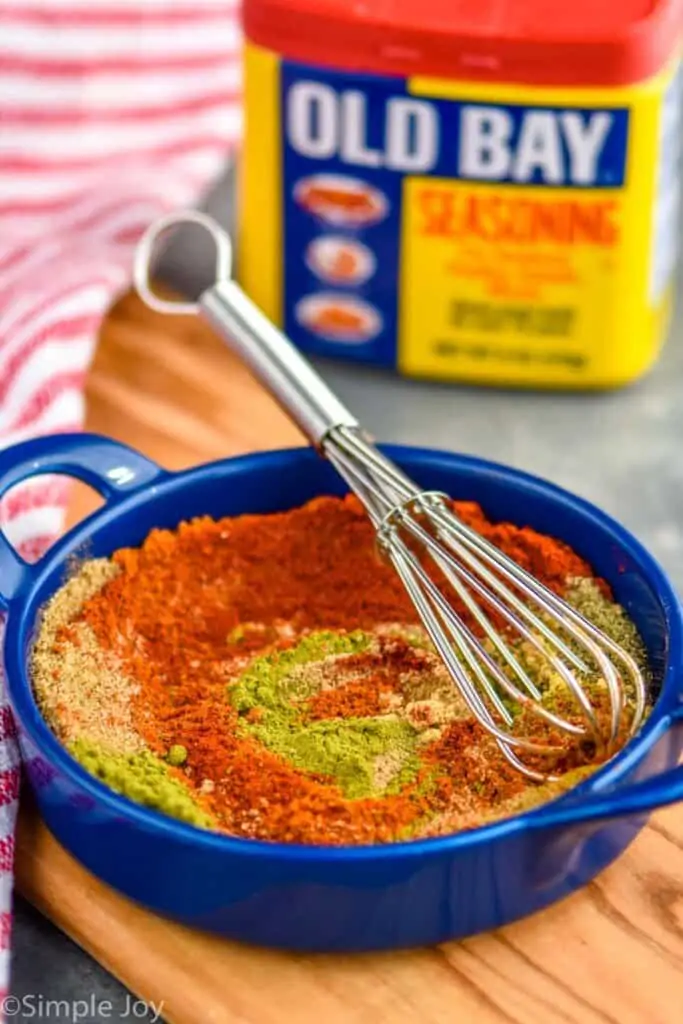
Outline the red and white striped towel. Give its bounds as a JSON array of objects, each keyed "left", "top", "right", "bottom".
[{"left": 0, "top": 0, "right": 242, "bottom": 1000}]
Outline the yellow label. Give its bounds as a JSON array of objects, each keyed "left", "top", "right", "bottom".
[
  {"left": 239, "top": 41, "right": 681, "bottom": 389},
  {"left": 399, "top": 68, "right": 679, "bottom": 387},
  {"left": 237, "top": 43, "right": 282, "bottom": 327}
]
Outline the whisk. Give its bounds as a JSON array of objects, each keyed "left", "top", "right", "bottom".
[{"left": 133, "top": 210, "right": 647, "bottom": 781}]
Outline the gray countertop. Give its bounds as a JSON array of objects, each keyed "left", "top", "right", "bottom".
[{"left": 10, "top": 169, "right": 683, "bottom": 1020}]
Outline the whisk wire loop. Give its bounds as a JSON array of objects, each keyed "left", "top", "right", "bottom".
[{"left": 324, "top": 425, "right": 645, "bottom": 778}]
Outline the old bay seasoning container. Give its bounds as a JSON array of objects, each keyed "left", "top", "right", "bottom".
[{"left": 238, "top": 0, "right": 683, "bottom": 389}]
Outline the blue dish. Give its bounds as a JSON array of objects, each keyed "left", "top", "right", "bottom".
[{"left": 2, "top": 432, "right": 683, "bottom": 951}]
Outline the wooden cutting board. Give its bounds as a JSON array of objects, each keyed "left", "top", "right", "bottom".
[{"left": 15, "top": 290, "right": 683, "bottom": 1024}]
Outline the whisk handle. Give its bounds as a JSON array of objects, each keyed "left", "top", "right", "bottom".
[{"left": 200, "top": 280, "right": 360, "bottom": 446}]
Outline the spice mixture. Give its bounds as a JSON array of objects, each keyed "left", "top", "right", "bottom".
[{"left": 31, "top": 495, "right": 652, "bottom": 845}]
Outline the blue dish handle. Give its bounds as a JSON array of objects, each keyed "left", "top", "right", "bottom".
[
  {"left": 532, "top": 704, "right": 683, "bottom": 829},
  {"left": 0, "top": 432, "right": 164, "bottom": 608}
]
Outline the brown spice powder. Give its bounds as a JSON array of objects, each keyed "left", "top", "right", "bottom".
[{"left": 31, "top": 559, "right": 145, "bottom": 755}]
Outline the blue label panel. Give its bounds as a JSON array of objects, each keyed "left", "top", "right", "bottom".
[{"left": 280, "top": 60, "right": 630, "bottom": 366}]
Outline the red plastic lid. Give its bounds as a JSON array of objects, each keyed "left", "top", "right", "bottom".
[{"left": 244, "top": 0, "right": 683, "bottom": 88}]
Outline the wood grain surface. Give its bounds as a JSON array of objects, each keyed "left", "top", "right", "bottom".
[{"left": 14, "top": 290, "right": 683, "bottom": 1024}]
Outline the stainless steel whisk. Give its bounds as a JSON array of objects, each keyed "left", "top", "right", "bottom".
[{"left": 133, "top": 211, "right": 647, "bottom": 780}]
